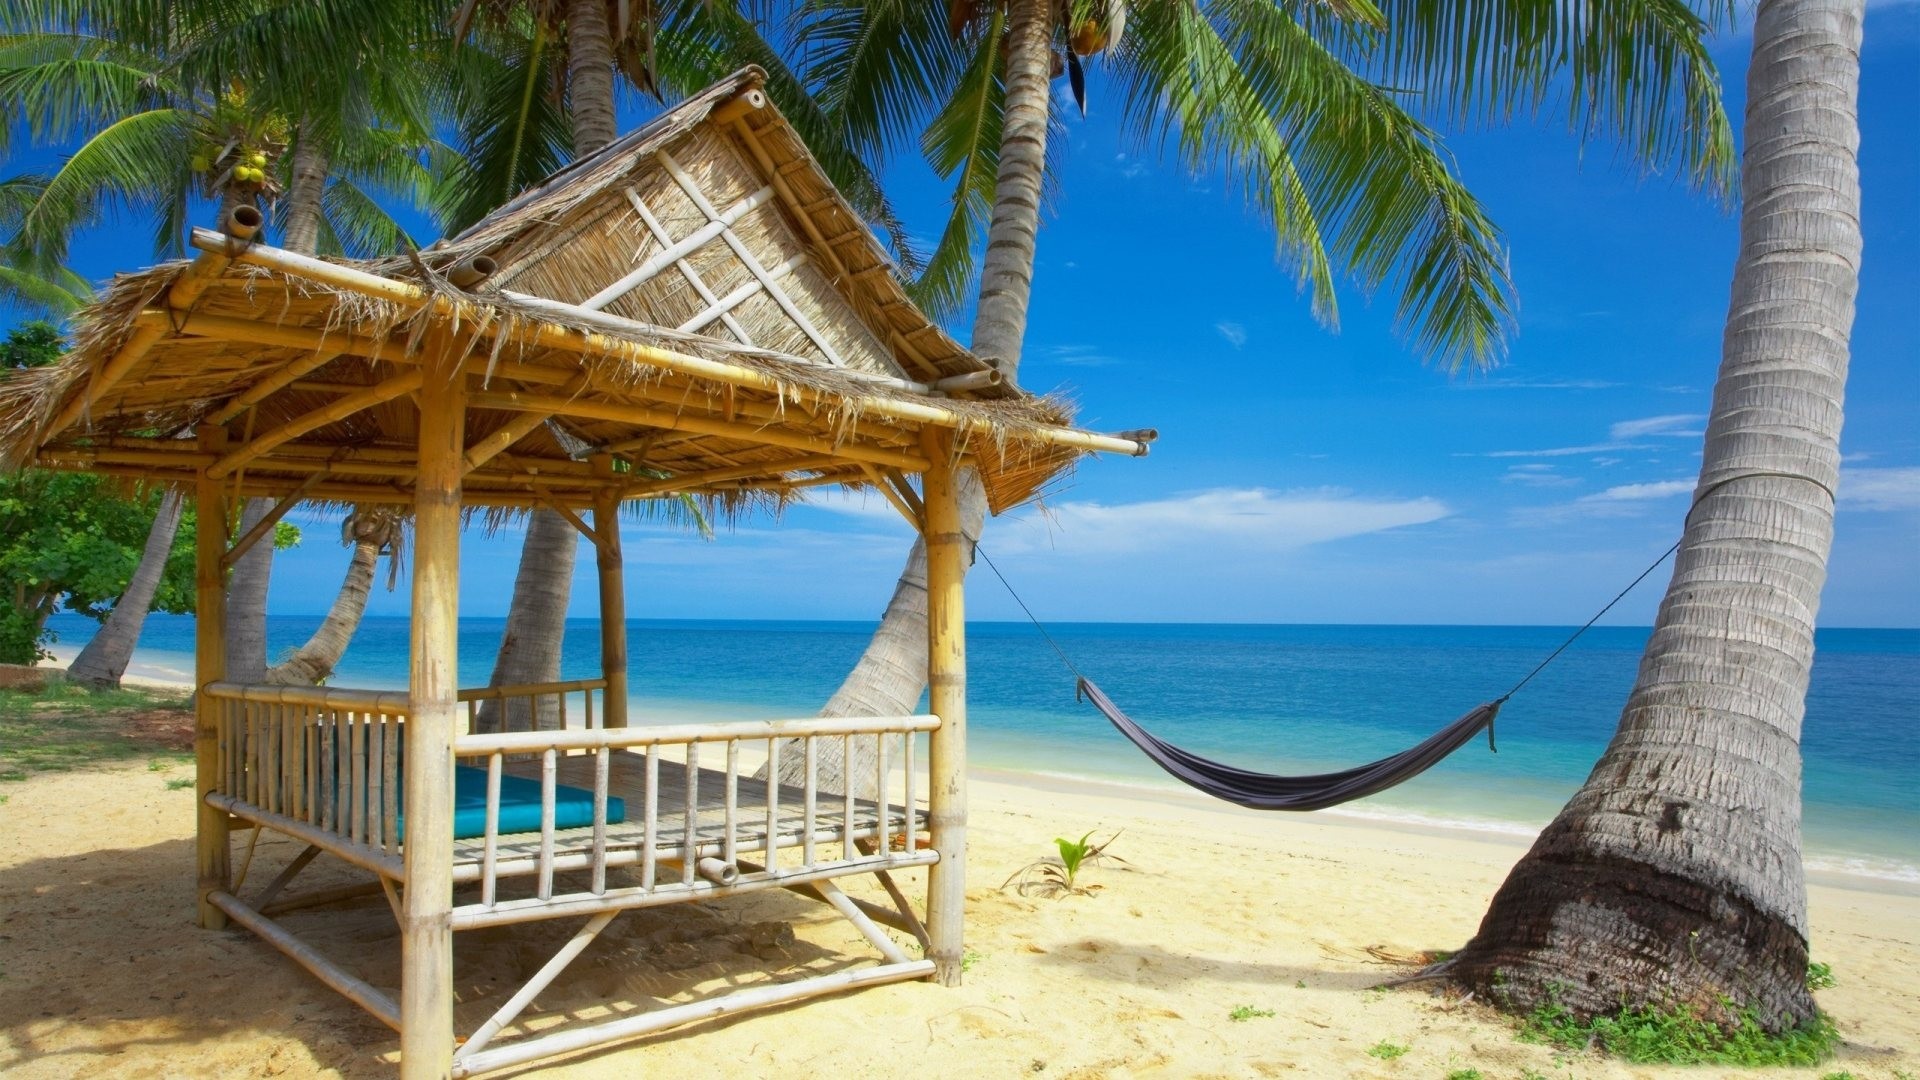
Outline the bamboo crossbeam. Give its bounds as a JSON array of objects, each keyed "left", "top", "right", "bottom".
[
  {"left": 457, "top": 678, "right": 606, "bottom": 702},
  {"left": 183, "top": 229, "right": 1151, "bottom": 460},
  {"left": 206, "top": 370, "right": 423, "bottom": 478},
  {"left": 457, "top": 911, "right": 618, "bottom": 1063},
  {"left": 677, "top": 252, "right": 806, "bottom": 335},
  {"left": 582, "top": 185, "right": 777, "bottom": 310},
  {"left": 450, "top": 851, "right": 938, "bottom": 930},
  {"left": 209, "top": 891, "right": 402, "bottom": 1032},
  {"left": 461, "top": 374, "right": 587, "bottom": 474},
  {"left": 206, "top": 681, "right": 411, "bottom": 712},
  {"left": 622, "top": 453, "right": 841, "bottom": 497},
  {"left": 207, "top": 793, "right": 406, "bottom": 879},
  {"left": 208, "top": 350, "right": 346, "bottom": 424},
  {"left": 222, "top": 472, "right": 327, "bottom": 569},
  {"left": 466, "top": 388, "right": 930, "bottom": 471},
  {"left": 625, "top": 187, "right": 753, "bottom": 345},
  {"left": 455, "top": 714, "right": 937, "bottom": 755},
  {"left": 656, "top": 149, "right": 847, "bottom": 368},
  {"left": 448, "top": 959, "right": 934, "bottom": 1078},
  {"left": 259, "top": 879, "right": 386, "bottom": 917}
]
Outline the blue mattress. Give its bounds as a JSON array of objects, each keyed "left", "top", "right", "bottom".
[{"left": 393, "top": 764, "right": 626, "bottom": 840}]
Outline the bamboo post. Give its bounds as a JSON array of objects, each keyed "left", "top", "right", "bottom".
[
  {"left": 592, "top": 458, "right": 629, "bottom": 728},
  {"left": 195, "top": 427, "right": 231, "bottom": 930},
  {"left": 922, "top": 429, "right": 969, "bottom": 986},
  {"left": 399, "top": 337, "right": 466, "bottom": 1080}
]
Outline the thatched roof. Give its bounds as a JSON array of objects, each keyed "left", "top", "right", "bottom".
[{"left": 1, "top": 68, "right": 1148, "bottom": 517}]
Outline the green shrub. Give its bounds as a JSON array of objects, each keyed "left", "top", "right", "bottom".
[{"left": 1520, "top": 997, "right": 1838, "bottom": 1066}]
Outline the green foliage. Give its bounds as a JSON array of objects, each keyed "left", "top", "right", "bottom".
[
  {"left": 0, "top": 682, "right": 190, "bottom": 781},
  {"left": 1805, "top": 961, "right": 1836, "bottom": 992},
  {"left": 1001, "top": 829, "right": 1130, "bottom": 897},
  {"left": 164, "top": 776, "right": 194, "bottom": 790},
  {"left": 1444, "top": 1069, "right": 1484, "bottom": 1080},
  {"left": 1367, "top": 1040, "right": 1410, "bottom": 1059},
  {"left": 1228, "top": 1004, "right": 1275, "bottom": 1021},
  {"left": 1, "top": 320, "right": 63, "bottom": 368},
  {"left": 1519, "top": 997, "right": 1839, "bottom": 1066}
]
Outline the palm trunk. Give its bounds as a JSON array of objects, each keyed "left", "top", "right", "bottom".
[
  {"left": 224, "top": 137, "right": 328, "bottom": 684},
  {"left": 476, "top": 4, "right": 619, "bottom": 728},
  {"left": 789, "top": 0, "right": 1055, "bottom": 792},
  {"left": 265, "top": 530, "right": 380, "bottom": 686},
  {"left": 224, "top": 496, "right": 274, "bottom": 682},
  {"left": 565, "top": 0, "right": 619, "bottom": 156},
  {"left": 476, "top": 509, "right": 579, "bottom": 733},
  {"left": 280, "top": 125, "right": 329, "bottom": 254},
  {"left": 67, "top": 489, "right": 184, "bottom": 688},
  {"left": 1447, "top": 0, "right": 1862, "bottom": 1031}
]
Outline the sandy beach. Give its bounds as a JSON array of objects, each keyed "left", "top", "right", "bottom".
[{"left": 1, "top": 691, "right": 1915, "bottom": 1080}]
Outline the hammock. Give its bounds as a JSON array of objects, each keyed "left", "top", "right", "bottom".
[{"left": 1075, "top": 677, "right": 1501, "bottom": 812}]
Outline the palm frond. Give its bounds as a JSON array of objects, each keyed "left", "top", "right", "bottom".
[{"left": 910, "top": 9, "right": 1004, "bottom": 320}]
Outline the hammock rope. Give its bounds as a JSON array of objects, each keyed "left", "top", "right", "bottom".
[{"left": 970, "top": 536, "right": 1683, "bottom": 812}]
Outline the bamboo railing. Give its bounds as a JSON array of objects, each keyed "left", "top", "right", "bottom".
[
  {"left": 449, "top": 715, "right": 939, "bottom": 929},
  {"left": 459, "top": 677, "right": 606, "bottom": 734}
]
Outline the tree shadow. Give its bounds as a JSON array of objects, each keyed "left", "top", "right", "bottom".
[
  {"left": 1027, "top": 935, "right": 1405, "bottom": 992},
  {"left": 0, "top": 827, "right": 900, "bottom": 1076}
]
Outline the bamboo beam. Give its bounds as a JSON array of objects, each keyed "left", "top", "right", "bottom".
[
  {"left": 655, "top": 149, "right": 846, "bottom": 368},
  {"left": 461, "top": 374, "right": 588, "bottom": 474},
  {"left": 206, "top": 370, "right": 423, "bottom": 479},
  {"left": 208, "top": 349, "right": 346, "bottom": 425},
  {"left": 400, "top": 343, "right": 466, "bottom": 1080},
  {"left": 467, "top": 388, "right": 929, "bottom": 471},
  {"left": 184, "top": 231, "right": 1149, "bottom": 460},
  {"left": 538, "top": 492, "right": 598, "bottom": 547},
  {"left": 454, "top": 714, "right": 937, "bottom": 755},
  {"left": 222, "top": 471, "right": 327, "bottom": 569},
  {"left": 923, "top": 429, "right": 968, "bottom": 986},
  {"left": 208, "top": 891, "right": 402, "bottom": 1031},
  {"left": 625, "top": 187, "right": 753, "bottom": 345},
  {"left": 931, "top": 370, "right": 1003, "bottom": 394},
  {"left": 194, "top": 427, "right": 231, "bottom": 931},
  {"left": 581, "top": 185, "right": 776, "bottom": 310},
  {"left": 621, "top": 453, "right": 841, "bottom": 497},
  {"left": 592, "top": 457, "right": 629, "bottom": 729},
  {"left": 860, "top": 466, "right": 923, "bottom": 531},
  {"left": 677, "top": 252, "right": 806, "bottom": 335}
]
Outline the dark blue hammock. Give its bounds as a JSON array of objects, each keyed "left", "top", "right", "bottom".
[{"left": 1075, "top": 677, "right": 1500, "bottom": 812}]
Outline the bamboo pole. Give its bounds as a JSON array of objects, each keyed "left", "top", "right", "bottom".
[
  {"left": 453, "top": 714, "right": 936, "bottom": 754},
  {"left": 183, "top": 230, "right": 1151, "bottom": 460},
  {"left": 206, "top": 369, "right": 423, "bottom": 478},
  {"left": 208, "top": 891, "right": 402, "bottom": 1032},
  {"left": 207, "top": 349, "right": 345, "bottom": 425},
  {"left": 399, "top": 336, "right": 466, "bottom": 1080},
  {"left": 580, "top": 185, "right": 776, "bottom": 310},
  {"left": 455, "top": 911, "right": 618, "bottom": 1063},
  {"left": 591, "top": 458, "right": 629, "bottom": 729},
  {"left": 624, "top": 187, "right": 754, "bottom": 346},
  {"left": 194, "top": 427, "right": 231, "bottom": 930},
  {"left": 923, "top": 429, "right": 968, "bottom": 986}
]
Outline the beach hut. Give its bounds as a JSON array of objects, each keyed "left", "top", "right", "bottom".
[{"left": 0, "top": 69, "right": 1149, "bottom": 1078}]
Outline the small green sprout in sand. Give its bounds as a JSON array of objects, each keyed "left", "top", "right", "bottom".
[
  {"left": 1445, "top": 1069, "right": 1484, "bottom": 1080},
  {"left": 1001, "top": 829, "right": 1131, "bottom": 898},
  {"left": 1228, "top": 1005, "right": 1274, "bottom": 1022},
  {"left": 166, "top": 777, "right": 194, "bottom": 791},
  {"left": 1366, "top": 1039, "right": 1410, "bottom": 1060},
  {"left": 1805, "top": 960, "right": 1836, "bottom": 991}
]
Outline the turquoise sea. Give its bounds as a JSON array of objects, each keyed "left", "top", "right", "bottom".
[{"left": 44, "top": 614, "right": 1919, "bottom": 883}]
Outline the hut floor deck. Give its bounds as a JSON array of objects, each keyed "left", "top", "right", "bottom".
[{"left": 454, "top": 748, "right": 925, "bottom": 879}]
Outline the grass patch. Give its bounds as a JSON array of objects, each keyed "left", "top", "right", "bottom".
[
  {"left": 1366, "top": 1040, "right": 1409, "bottom": 1060},
  {"left": 165, "top": 776, "right": 195, "bottom": 791},
  {"left": 1520, "top": 997, "right": 1838, "bottom": 1066},
  {"left": 1445, "top": 1069, "right": 1484, "bottom": 1080},
  {"left": 0, "top": 683, "right": 192, "bottom": 782},
  {"left": 1228, "top": 1005, "right": 1275, "bottom": 1022},
  {"left": 1805, "top": 961, "right": 1836, "bottom": 992}
]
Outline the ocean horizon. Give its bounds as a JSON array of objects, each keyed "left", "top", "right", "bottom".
[{"left": 44, "top": 613, "right": 1920, "bottom": 885}]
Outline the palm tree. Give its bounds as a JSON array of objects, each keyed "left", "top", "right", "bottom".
[
  {"left": 1443, "top": 0, "right": 1865, "bottom": 1030},
  {"left": 66, "top": 491, "right": 185, "bottom": 687},
  {"left": 265, "top": 509, "right": 404, "bottom": 685},
  {"left": 792, "top": 0, "right": 1737, "bottom": 773},
  {"left": 2, "top": 1, "right": 446, "bottom": 683}
]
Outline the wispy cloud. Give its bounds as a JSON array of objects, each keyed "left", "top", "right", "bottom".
[
  {"left": 1215, "top": 321, "right": 1247, "bottom": 348},
  {"left": 1840, "top": 467, "right": 1920, "bottom": 511},
  {"left": 1466, "top": 376, "right": 1623, "bottom": 391},
  {"left": 1113, "top": 152, "right": 1148, "bottom": 180},
  {"left": 1502, "top": 464, "right": 1580, "bottom": 488},
  {"left": 1579, "top": 479, "right": 1693, "bottom": 503},
  {"left": 1033, "top": 343, "right": 1118, "bottom": 367},
  {"left": 1609, "top": 414, "right": 1705, "bottom": 440},
  {"left": 1482, "top": 442, "right": 1653, "bottom": 459},
  {"left": 994, "top": 487, "right": 1450, "bottom": 556}
]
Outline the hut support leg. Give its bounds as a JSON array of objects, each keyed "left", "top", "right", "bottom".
[
  {"left": 195, "top": 427, "right": 231, "bottom": 930},
  {"left": 400, "top": 352, "right": 466, "bottom": 1079},
  {"left": 455, "top": 911, "right": 618, "bottom": 1064},
  {"left": 592, "top": 462, "right": 628, "bottom": 729},
  {"left": 922, "top": 431, "right": 968, "bottom": 986},
  {"left": 252, "top": 843, "right": 321, "bottom": 910}
]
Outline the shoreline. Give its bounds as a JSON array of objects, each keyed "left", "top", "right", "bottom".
[{"left": 37, "top": 645, "right": 1920, "bottom": 895}]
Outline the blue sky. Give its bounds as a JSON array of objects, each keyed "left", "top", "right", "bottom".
[{"left": 25, "top": 6, "right": 1920, "bottom": 628}]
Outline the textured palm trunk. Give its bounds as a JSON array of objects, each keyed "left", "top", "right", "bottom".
[
  {"left": 224, "top": 496, "right": 274, "bottom": 682},
  {"left": 280, "top": 125, "right": 329, "bottom": 255},
  {"left": 477, "top": 0, "right": 621, "bottom": 732},
  {"left": 1447, "top": 0, "right": 1862, "bottom": 1031},
  {"left": 476, "top": 509, "right": 579, "bottom": 732},
  {"left": 786, "top": 0, "right": 1055, "bottom": 793},
  {"left": 265, "top": 530, "right": 381, "bottom": 686},
  {"left": 67, "top": 490, "right": 184, "bottom": 688}
]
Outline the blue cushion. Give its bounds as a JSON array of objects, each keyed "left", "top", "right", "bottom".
[{"left": 395, "top": 764, "right": 626, "bottom": 840}]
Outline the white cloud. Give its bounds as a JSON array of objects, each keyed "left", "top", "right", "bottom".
[
  {"left": 993, "top": 487, "right": 1450, "bottom": 556},
  {"left": 1215, "top": 321, "right": 1247, "bottom": 348},
  {"left": 1579, "top": 479, "right": 1693, "bottom": 503},
  {"left": 1033, "top": 343, "right": 1118, "bottom": 367},
  {"left": 1503, "top": 464, "right": 1579, "bottom": 488},
  {"left": 1610, "top": 414, "right": 1705, "bottom": 440},
  {"left": 1840, "top": 467, "right": 1920, "bottom": 511},
  {"left": 1483, "top": 442, "right": 1651, "bottom": 458},
  {"left": 1467, "top": 376, "right": 1623, "bottom": 391}
]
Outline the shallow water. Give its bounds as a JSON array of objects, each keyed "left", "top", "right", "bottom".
[{"left": 45, "top": 614, "right": 1919, "bottom": 882}]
